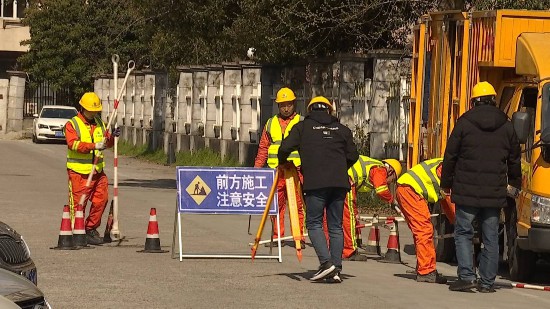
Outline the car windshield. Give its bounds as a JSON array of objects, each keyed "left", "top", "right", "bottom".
[{"left": 40, "top": 108, "right": 77, "bottom": 119}]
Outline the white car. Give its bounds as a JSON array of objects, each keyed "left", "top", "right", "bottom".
[{"left": 32, "top": 105, "right": 78, "bottom": 143}]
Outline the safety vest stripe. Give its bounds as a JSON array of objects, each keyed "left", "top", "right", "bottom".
[
  {"left": 347, "top": 192, "right": 356, "bottom": 248},
  {"left": 268, "top": 153, "right": 300, "bottom": 158},
  {"left": 266, "top": 118, "right": 275, "bottom": 142},
  {"left": 407, "top": 169, "right": 429, "bottom": 198},
  {"left": 70, "top": 119, "right": 81, "bottom": 139},
  {"left": 421, "top": 161, "right": 441, "bottom": 198},
  {"left": 72, "top": 141, "right": 80, "bottom": 151},
  {"left": 67, "top": 158, "right": 104, "bottom": 164},
  {"left": 375, "top": 185, "right": 388, "bottom": 193}
]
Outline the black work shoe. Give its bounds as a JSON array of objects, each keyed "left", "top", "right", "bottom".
[
  {"left": 416, "top": 271, "right": 447, "bottom": 284},
  {"left": 86, "top": 229, "right": 104, "bottom": 245},
  {"left": 344, "top": 251, "right": 368, "bottom": 261},
  {"left": 310, "top": 261, "right": 336, "bottom": 281},
  {"left": 449, "top": 279, "right": 477, "bottom": 291},
  {"left": 477, "top": 286, "right": 496, "bottom": 293},
  {"left": 325, "top": 272, "right": 342, "bottom": 283}
]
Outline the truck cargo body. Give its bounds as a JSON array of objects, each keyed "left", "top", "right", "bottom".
[{"left": 409, "top": 9, "right": 550, "bottom": 281}]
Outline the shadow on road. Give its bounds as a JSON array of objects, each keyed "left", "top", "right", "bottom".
[
  {"left": 117, "top": 178, "right": 176, "bottom": 190},
  {"left": 277, "top": 271, "right": 356, "bottom": 282}
]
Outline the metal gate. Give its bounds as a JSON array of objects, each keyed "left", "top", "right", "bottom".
[{"left": 23, "top": 80, "right": 75, "bottom": 118}]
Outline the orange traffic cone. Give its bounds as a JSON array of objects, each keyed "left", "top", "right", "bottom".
[
  {"left": 138, "top": 208, "right": 168, "bottom": 253},
  {"left": 378, "top": 219, "right": 402, "bottom": 264},
  {"left": 51, "top": 205, "right": 79, "bottom": 250},
  {"left": 103, "top": 202, "right": 114, "bottom": 243},
  {"left": 73, "top": 204, "right": 93, "bottom": 249},
  {"left": 364, "top": 224, "right": 381, "bottom": 256}
]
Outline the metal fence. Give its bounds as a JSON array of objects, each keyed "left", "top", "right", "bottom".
[{"left": 24, "top": 80, "right": 75, "bottom": 118}]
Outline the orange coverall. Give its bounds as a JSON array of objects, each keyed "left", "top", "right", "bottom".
[
  {"left": 396, "top": 164, "right": 455, "bottom": 275},
  {"left": 254, "top": 113, "right": 305, "bottom": 240},
  {"left": 65, "top": 113, "right": 114, "bottom": 231},
  {"left": 325, "top": 166, "right": 393, "bottom": 258}
]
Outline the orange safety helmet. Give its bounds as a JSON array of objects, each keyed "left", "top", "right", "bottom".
[
  {"left": 307, "top": 96, "right": 334, "bottom": 112},
  {"left": 275, "top": 87, "right": 296, "bottom": 103},
  {"left": 79, "top": 92, "right": 102, "bottom": 112}
]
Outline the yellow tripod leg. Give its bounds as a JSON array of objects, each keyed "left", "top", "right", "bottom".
[
  {"left": 284, "top": 166, "right": 303, "bottom": 262},
  {"left": 251, "top": 169, "right": 279, "bottom": 261}
]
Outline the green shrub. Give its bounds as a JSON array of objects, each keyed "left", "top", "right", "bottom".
[{"left": 116, "top": 140, "right": 241, "bottom": 167}]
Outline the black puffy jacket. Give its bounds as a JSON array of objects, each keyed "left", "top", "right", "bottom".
[
  {"left": 440, "top": 104, "right": 521, "bottom": 208},
  {"left": 278, "top": 111, "right": 358, "bottom": 191}
]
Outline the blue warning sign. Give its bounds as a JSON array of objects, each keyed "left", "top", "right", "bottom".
[{"left": 176, "top": 167, "right": 278, "bottom": 215}]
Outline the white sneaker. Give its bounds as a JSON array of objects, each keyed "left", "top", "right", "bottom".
[{"left": 326, "top": 272, "right": 342, "bottom": 283}]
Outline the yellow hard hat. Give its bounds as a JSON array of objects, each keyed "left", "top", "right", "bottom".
[
  {"left": 307, "top": 96, "right": 334, "bottom": 111},
  {"left": 275, "top": 87, "right": 296, "bottom": 103},
  {"left": 383, "top": 159, "right": 402, "bottom": 178},
  {"left": 471, "top": 81, "right": 496, "bottom": 99},
  {"left": 79, "top": 92, "right": 102, "bottom": 112}
]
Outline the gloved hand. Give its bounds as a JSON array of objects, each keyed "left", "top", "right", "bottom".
[
  {"left": 507, "top": 185, "right": 520, "bottom": 198},
  {"left": 112, "top": 127, "right": 121, "bottom": 137},
  {"left": 94, "top": 142, "right": 106, "bottom": 150}
]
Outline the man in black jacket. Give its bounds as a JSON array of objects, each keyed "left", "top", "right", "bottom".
[
  {"left": 441, "top": 81, "right": 521, "bottom": 293},
  {"left": 279, "top": 96, "right": 358, "bottom": 283}
]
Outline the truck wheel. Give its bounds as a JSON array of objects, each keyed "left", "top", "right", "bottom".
[
  {"left": 508, "top": 208, "right": 536, "bottom": 281},
  {"left": 431, "top": 201, "right": 455, "bottom": 262}
]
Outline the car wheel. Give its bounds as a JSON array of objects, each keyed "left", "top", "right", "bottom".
[
  {"left": 431, "top": 201, "right": 455, "bottom": 262},
  {"left": 508, "top": 208, "right": 536, "bottom": 281},
  {"left": 32, "top": 134, "right": 38, "bottom": 144}
]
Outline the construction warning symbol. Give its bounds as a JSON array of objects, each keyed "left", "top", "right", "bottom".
[{"left": 185, "top": 175, "right": 211, "bottom": 205}]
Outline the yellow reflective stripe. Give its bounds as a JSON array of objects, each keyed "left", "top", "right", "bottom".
[
  {"left": 375, "top": 185, "right": 388, "bottom": 193},
  {"left": 69, "top": 118, "right": 80, "bottom": 139},
  {"left": 67, "top": 158, "right": 104, "bottom": 164},
  {"left": 72, "top": 141, "right": 80, "bottom": 151},
  {"left": 346, "top": 192, "right": 357, "bottom": 250}
]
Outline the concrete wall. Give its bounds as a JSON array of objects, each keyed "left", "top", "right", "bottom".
[{"left": 0, "top": 23, "right": 29, "bottom": 52}]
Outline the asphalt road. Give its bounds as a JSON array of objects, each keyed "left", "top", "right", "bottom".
[{"left": 2, "top": 139, "right": 550, "bottom": 309}]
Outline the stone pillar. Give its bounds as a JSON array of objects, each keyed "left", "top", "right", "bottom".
[
  {"left": 309, "top": 59, "right": 335, "bottom": 101},
  {"left": 6, "top": 71, "right": 25, "bottom": 133},
  {"left": 143, "top": 70, "right": 167, "bottom": 151},
  {"left": 338, "top": 55, "right": 367, "bottom": 130},
  {"left": 222, "top": 63, "right": 241, "bottom": 141},
  {"left": 370, "top": 55, "right": 401, "bottom": 159},
  {"left": 0, "top": 78, "right": 9, "bottom": 134},
  {"left": 206, "top": 65, "right": 223, "bottom": 139},
  {"left": 134, "top": 71, "right": 145, "bottom": 145},
  {"left": 124, "top": 73, "right": 136, "bottom": 136},
  {"left": 280, "top": 65, "right": 307, "bottom": 116},
  {"left": 259, "top": 65, "right": 280, "bottom": 130},
  {"left": 99, "top": 75, "right": 110, "bottom": 122},
  {"left": 177, "top": 66, "right": 193, "bottom": 136},
  {"left": 241, "top": 61, "right": 261, "bottom": 143},
  {"left": 191, "top": 66, "right": 207, "bottom": 136}
]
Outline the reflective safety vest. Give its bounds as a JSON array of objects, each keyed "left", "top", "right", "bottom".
[
  {"left": 348, "top": 156, "right": 384, "bottom": 193},
  {"left": 397, "top": 158, "right": 443, "bottom": 203},
  {"left": 66, "top": 116, "right": 106, "bottom": 174},
  {"left": 266, "top": 114, "right": 303, "bottom": 168}
]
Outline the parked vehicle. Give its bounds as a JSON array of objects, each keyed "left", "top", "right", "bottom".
[
  {"left": 0, "top": 268, "right": 50, "bottom": 308},
  {"left": 0, "top": 221, "right": 37, "bottom": 285},
  {"left": 32, "top": 105, "right": 77, "bottom": 143},
  {"left": 409, "top": 9, "right": 550, "bottom": 281}
]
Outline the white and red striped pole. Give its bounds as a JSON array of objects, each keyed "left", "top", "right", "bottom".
[
  {"left": 509, "top": 282, "right": 550, "bottom": 292},
  {"left": 110, "top": 54, "right": 121, "bottom": 241}
]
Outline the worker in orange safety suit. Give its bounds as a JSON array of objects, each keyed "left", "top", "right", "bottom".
[
  {"left": 341, "top": 156, "right": 403, "bottom": 260},
  {"left": 64, "top": 92, "right": 119, "bottom": 245},
  {"left": 254, "top": 87, "right": 305, "bottom": 247},
  {"left": 395, "top": 157, "right": 455, "bottom": 284}
]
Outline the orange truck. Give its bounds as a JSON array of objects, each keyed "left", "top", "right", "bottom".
[{"left": 409, "top": 9, "right": 550, "bottom": 281}]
